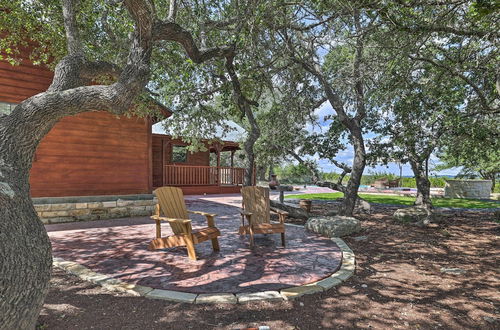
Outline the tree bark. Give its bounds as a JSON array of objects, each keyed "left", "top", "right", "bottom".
[
  {"left": 291, "top": 11, "right": 367, "bottom": 217},
  {"left": 339, "top": 129, "right": 365, "bottom": 216},
  {"left": 409, "top": 158, "right": 432, "bottom": 209},
  {"left": 257, "top": 165, "right": 266, "bottom": 181},
  {"left": 224, "top": 55, "right": 260, "bottom": 186},
  {"left": 1, "top": 0, "right": 243, "bottom": 326},
  {"left": 243, "top": 124, "right": 259, "bottom": 186},
  {"left": 0, "top": 0, "right": 156, "bottom": 327},
  {"left": 0, "top": 184, "right": 52, "bottom": 329}
]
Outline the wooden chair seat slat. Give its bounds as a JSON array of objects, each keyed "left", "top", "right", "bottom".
[
  {"left": 239, "top": 186, "right": 286, "bottom": 247},
  {"left": 148, "top": 186, "right": 220, "bottom": 260},
  {"left": 238, "top": 223, "right": 285, "bottom": 235}
]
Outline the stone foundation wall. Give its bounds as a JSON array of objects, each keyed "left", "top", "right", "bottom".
[
  {"left": 35, "top": 198, "right": 157, "bottom": 224},
  {"left": 444, "top": 180, "right": 492, "bottom": 199}
]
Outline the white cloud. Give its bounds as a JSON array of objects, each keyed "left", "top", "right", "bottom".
[{"left": 314, "top": 101, "right": 332, "bottom": 120}]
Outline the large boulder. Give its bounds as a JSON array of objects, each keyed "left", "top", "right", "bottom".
[
  {"left": 393, "top": 207, "right": 434, "bottom": 225},
  {"left": 305, "top": 216, "right": 361, "bottom": 237}
]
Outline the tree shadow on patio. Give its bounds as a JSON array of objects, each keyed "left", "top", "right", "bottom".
[{"left": 46, "top": 200, "right": 342, "bottom": 294}]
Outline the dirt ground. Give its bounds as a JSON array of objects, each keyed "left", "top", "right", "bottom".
[{"left": 37, "top": 205, "right": 499, "bottom": 330}]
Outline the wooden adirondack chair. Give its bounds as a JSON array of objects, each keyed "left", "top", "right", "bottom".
[
  {"left": 148, "top": 186, "right": 220, "bottom": 260},
  {"left": 239, "top": 186, "right": 288, "bottom": 247}
]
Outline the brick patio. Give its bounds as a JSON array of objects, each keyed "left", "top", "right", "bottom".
[{"left": 46, "top": 198, "right": 342, "bottom": 294}]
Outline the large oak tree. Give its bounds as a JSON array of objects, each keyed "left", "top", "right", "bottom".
[{"left": 0, "top": 0, "right": 238, "bottom": 327}]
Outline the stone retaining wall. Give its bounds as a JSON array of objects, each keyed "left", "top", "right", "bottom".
[
  {"left": 35, "top": 198, "right": 157, "bottom": 224},
  {"left": 444, "top": 180, "right": 492, "bottom": 199}
]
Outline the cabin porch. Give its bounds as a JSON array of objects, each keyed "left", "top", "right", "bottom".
[{"left": 152, "top": 133, "right": 251, "bottom": 195}]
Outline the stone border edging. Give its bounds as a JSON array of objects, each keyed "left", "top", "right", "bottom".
[{"left": 52, "top": 228, "right": 355, "bottom": 304}]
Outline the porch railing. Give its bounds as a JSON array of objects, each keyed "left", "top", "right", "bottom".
[{"left": 163, "top": 165, "right": 245, "bottom": 186}]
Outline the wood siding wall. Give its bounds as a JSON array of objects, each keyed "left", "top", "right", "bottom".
[
  {"left": 0, "top": 55, "right": 53, "bottom": 103},
  {"left": 1, "top": 51, "right": 152, "bottom": 197},
  {"left": 30, "top": 112, "right": 151, "bottom": 197},
  {"left": 152, "top": 134, "right": 210, "bottom": 187}
]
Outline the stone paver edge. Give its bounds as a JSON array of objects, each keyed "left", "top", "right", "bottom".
[{"left": 52, "top": 232, "right": 355, "bottom": 304}]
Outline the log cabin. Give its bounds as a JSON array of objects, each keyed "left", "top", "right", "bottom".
[{"left": 1, "top": 48, "right": 246, "bottom": 199}]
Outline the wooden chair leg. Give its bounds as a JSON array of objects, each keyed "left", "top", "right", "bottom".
[
  {"left": 155, "top": 219, "right": 161, "bottom": 238},
  {"left": 185, "top": 236, "right": 197, "bottom": 261},
  {"left": 211, "top": 237, "right": 220, "bottom": 251},
  {"left": 281, "top": 233, "right": 286, "bottom": 247}
]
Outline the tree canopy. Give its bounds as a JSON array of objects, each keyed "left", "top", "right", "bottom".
[{"left": 0, "top": 1, "right": 499, "bottom": 327}]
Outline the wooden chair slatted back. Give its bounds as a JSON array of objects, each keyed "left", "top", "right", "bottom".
[
  {"left": 154, "top": 187, "right": 189, "bottom": 235},
  {"left": 241, "top": 186, "right": 270, "bottom": 224}
]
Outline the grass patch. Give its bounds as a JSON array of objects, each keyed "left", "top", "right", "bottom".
[{"left": 285, "top": 193, "right": 499, "bottom": 209}]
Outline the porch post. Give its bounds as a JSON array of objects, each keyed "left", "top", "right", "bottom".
[
  {"left": 230, "top": 150, "right": 236, "bottom": 185},
  {"left": 215, "top": 142, "right": 222, "bottom": 186},
  {"left": 216, "top": 147, "right": 221, "bottom": 167}
]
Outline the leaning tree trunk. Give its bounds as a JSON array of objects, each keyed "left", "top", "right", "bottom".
[
  {"left": 339, "top": 128, "right": 366, "bottom": 216},
  {"left": 0, "top": 83, "right": 146, "bottom": 329},
  {"left": 0, "top": 0, "right": 155, "bottom": 326},
  {"left": 0, "top": 154, "right": 53, "bottom": 329},
  {"left": 0, "top": 96, "right": 77, "bottom": 328},
  {"left": 409, "top": 158, "right": 432, "bottom": 209}
]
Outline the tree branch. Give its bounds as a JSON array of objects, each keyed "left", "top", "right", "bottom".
[
  {"left": 398, "top": 23, "right": 499, "bottom": 39},
  {"left": 80, "top": 61, "right": 122, "bottom": 80},
  {"left": 61, "top": 0, "right": 82, "bottom": 55},
  {"left": 168, "top": 0, "right": 177, "bottom": 22},
  {"left": 225, "top": 55, "right": 259, "bottom": 108},
  {"left": 353, "top": 10, "right": 366, "bottom": 121},
  {"left": 153, "top": 21, "right": 235, "bottom": 63},
  {"left": 410, "top": 55, "right": 494, "bottom": 113},
  {"left": 285, "top": 148, "right": 321, "bottom": 183}
]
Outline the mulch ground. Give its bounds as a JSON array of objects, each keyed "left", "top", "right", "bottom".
[{"left": 37, "top": 205, "right": 499, "bottom": 330}]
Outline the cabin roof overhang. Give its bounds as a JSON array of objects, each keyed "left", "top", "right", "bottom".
[{"left": 152, "top": 133, "right": 240, "bottom": 151}]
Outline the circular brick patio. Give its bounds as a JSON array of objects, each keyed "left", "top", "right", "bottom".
[{"left": 47, "top": 200, "right": 343, "bottom": 295}]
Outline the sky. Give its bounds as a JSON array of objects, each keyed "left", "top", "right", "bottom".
[{"left": 153, "top": 101, "right": 461, "bottom": 177}]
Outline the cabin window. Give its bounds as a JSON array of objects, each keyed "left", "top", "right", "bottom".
[
  {"left": 0, "top": 101, "right": 17, "bottom": 116},
  {"left": 172, "top": 145, "right": 188, "bottom": 163}
]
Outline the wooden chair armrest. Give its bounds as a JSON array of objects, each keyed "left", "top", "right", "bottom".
[
  {"left": 240, "top": 210, "right": 253, "bottom": 227},
  {"left": 188, "top": 210, "right": 217, "bottom": 217},
  {"left": 153, "top": 216, "right": 191, "bottom": 224},
  {"left": 270, "top": 207, "right": 288, "bottom": 224},
  {"left": 188, "top": 210, "right": 217, "bottom": 227},
  {"left": 152, "top": 204, "right": 161, "bottom": 217}
]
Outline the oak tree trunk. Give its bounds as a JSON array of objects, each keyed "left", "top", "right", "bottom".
[
  {"left": 224, "top": 56, "right": 260, "bottom": 187},
  {"left": 0, "top": 176, "right": 53, "bottom": 330},
  {"left": 243, "top": 130, "right": 259, "bottom": 186},
  {"left": 409, "top": 158, "right": 432, "bottom": 209},
  {"left": 0, "top": 0, "right": 155, "bottom": 325},
  {"left": 0, "top": 107, "right": 59, "bottom": 329},
  {"left": 339, "top": 129, "right": 366, "bottom": 216},
  {"left": 257, "top": 165, "right": 266, "bottom": 181}
]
